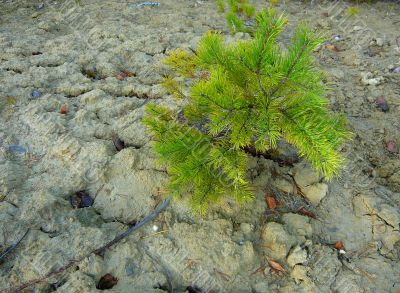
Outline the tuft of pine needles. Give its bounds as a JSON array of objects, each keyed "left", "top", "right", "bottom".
[
  {"left": 143, "top": 8, "right": 352, "bottom": 214},
  {"left": 346, "top": 6, "right": 360, "bottom": 17}
]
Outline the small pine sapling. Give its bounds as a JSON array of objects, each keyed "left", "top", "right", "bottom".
[{"left": 143, "top": 9, "right": 351, "bottom": 214}]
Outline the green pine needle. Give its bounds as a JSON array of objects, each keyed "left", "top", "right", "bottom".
[{"left": 143, "top": 8, "right": 351, "bottom": 213}]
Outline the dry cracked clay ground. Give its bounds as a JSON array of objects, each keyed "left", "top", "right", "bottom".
[{"left": 0, "top": 0, "right": 399, "bottom": 292}]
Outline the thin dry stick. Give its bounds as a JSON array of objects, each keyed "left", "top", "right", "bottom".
[
  {"left": 0, "top": 229, "right": 29, "bottom": 263},
  {"left": 6, "top": 197, "right": 171, "bottom": 293}
]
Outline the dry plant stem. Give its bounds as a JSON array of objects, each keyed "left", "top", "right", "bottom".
[
  {"left": 6, "top": 197, "right": 171, "bottom": 293},
  {"left": 0, "top": 229, "right": 29, "bottom": 263}
]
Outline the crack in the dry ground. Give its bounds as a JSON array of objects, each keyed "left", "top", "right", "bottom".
[{"left": 363, "top": 213, "right": 396, "bottom": 230}]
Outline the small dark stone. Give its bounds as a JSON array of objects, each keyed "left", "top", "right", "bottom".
[
  {"left": 375, "top": 96, "right": 389, "bottom": 112},
  {"left": 177, "top": 110, "right": 186, "bottom": 123},
  {"left": 97, "top": 273, "right": 118, "bottom": 290},
  {"left": 70, "top": 195, "right": 79, "bottom": 209},
  {"left": 112, "top": 137, "right": 125, "bottom": 151},
  {"left": 31, "top": 90, "right": 42, "bottom": 98},
  {"left": 80, "top": 194, "right": 94, "bottom": 208},
  {"left": 70, "top": 191, "right": 94, "bottom": 209},
  {"left": 186, "top": 285, "right": 203, "bottom": 293}
]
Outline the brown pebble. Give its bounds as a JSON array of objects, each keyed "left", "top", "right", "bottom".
[
  {"left": 375, "top": 96, "right": 389, "bottom": 112},
  {"left": 122, "top": 70, "right": 136, "bottom": 77},
  {"left": 97, "top": 273, "right": 118, "bottom": 290},
  {"left": 386, "top": 141, "right": 398, "bottom": 153},
  {"left": 60, "top": 104, "right": 68, "bottom": 114},
  {"left": 116, "top": 72, "right": 127, "bottom": 81},
  {"left": 326, "top": 43, "right": 340, "bottom": 52},
  {"left": 116, "top": 70, "right": 136, "bottom": 81}
]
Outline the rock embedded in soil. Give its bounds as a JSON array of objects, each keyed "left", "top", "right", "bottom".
[
  {"left": 282, "top": 213, "right": 313, "bottom": 239},
  {"left": 375, "top": 38, "right": 384, "bottom": 47},
  {"left": 240, "top": 222, "right": 253, "bottom": 235},
  {"left": 292, "top": 161, "right": 329, "bottom": 205},
  {"left": 375, "top": 96, "right": 389, "bottom": 112},
  {"left": 293, "top": 161, "right": 320, "bottom": 188},
  {"left": 291, "top": 265, "right": 312, "bottom": 285},
  {"left": 361, "top": 72, "right": 384, "bottom": 86},
  {"left": 261, "top": 222, "right": 297, "bottom": 261},
  {"left": 287, "top": 245, "right": 308, "bottom": 267},
  {"left": 302, "top": 183, "right": 328, "bottom": 205}
]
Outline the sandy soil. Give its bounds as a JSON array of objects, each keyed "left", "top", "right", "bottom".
[{"left": 0, "top": 0, "right": 399, "bottom": 292}]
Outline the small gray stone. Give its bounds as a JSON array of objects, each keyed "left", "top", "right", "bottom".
[
  {"left": 293, "top": 161, "right": 320, "bottom": 189},
  {"left": 376, "top": 38, "right": 384, "bottom": 47},
  {"left": 287, "top": 246, "right": 308, "bottom": 267},
  {"left": 240, "top": 222, "right": 253, "bottom": 235},
  {"left": 261, "top": 222, "right": 297, "bottom": 261},
  {"left": 302, "top": 183, "right": 328, "bottom": 205},
  {"left": 282, "top": 213, "right": 313, "bottom": 238},
  {"left": 361, "top": 72, "right": 384, "bottom": 86}
]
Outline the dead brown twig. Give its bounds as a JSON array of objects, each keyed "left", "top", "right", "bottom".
[
  {"left": 5, "top": 197, "right": 171, "bottom": 293},
  {"left": 0, "top": 229, "right": 29, "bottom": 263},
  {"left": 213, "top": 268, "right": 231, "bottom": 281}
]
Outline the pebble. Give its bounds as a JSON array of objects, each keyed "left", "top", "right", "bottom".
[
  {"left": 240, "top": 223, "right": 253, "bottom": 235},
  {"left": 70, "top": 191, "right": 94, "bottom": 209},
  {"left": 361, "top": 72, "right": 384, "bottom": 86},
  {"left": 60, "top": 104, "right": 68, "bottom": 114},
  {"left": 332, "top": 35, "right": 342, "bottom": 42},
  {"left": 7, "top": 145, "right": 27, "bottom": 153},
  {"left": 31, "top": 90, "right": 42, "bottom": 98},
  {"left": 97, "top": 274, "right": 118, "bottom": 290},
  {"left": 134, "top": 2, "right": 160, "bottom": 8},
  {"left": 375, "top": 38, "right": 384, "bottom": 47},
  {"left": 375, "top": 96, "right": 389, "bottom": 112},
  {"left": 287, "top": 246, "right": 308, "bottom": 267},
  {"left": 386, "top": 141, "right": 398, "bottom": 153},
  {"left": 302, "top": 183, "right": 328, "bottom": 205}
]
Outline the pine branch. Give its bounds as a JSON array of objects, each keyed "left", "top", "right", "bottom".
[{"left": 143, "top": 6, "right": 351, "bottom": 213}]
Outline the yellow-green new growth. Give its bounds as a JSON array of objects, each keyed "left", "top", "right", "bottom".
[{"left": 144, "top": 9, "right": 351, "bottom": 213}]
